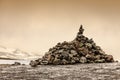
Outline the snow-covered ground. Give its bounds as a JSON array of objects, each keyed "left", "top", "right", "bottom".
[{"left": 0, "top": 59, "right": 30, "bottom": 65}]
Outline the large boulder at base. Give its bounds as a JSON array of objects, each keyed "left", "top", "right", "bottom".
[{"left": 30, "top": 25, "right": 114, "bottom": 66}]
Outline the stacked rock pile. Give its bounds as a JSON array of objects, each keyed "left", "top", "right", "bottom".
[{"left": 30, "top": 25, "right": 114, "bottom": 67}]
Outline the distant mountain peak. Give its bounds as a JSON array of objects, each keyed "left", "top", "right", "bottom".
[{"left": 0, "top": 45, "right": 41, "bottom": 60}]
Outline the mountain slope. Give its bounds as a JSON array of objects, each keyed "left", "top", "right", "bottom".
[{"left": 0, "top": 45, "right": 41, "bottom": 60}]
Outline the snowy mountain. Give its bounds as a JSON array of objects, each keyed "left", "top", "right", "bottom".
[{"left": 0, "top": 45, "right": 41, "bottom": 60}]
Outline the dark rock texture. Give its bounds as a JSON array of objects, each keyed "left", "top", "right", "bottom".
[
  {"left": 0, "top": 63, "right": 120, "bottom": 80},
  {"left": 30, "top": 25, "right": 114, "bottom": 66},
  {"left": 11, "top": 62, "right": 21, "bottom": 66}
]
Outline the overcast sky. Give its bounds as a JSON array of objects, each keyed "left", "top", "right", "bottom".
[{"left": 0, "top": 0, "right": 120, "bottom": 60}]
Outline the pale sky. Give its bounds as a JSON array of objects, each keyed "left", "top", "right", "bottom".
[{"left": 0, "top": 0, "right": 120, "bottom": 60}]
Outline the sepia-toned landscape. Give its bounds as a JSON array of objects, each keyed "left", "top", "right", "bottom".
[{"left": 0, "top": 0, "right": 120, "bottom": 80}]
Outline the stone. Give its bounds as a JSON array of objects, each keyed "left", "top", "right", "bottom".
[
  {"left": 85, "top": 43, "right": 92, "bottom": 49},
  {"left": 95, "top": 59, "right": 105, "bottom": 63},
  {"left": 105, "top": 55, "right": 114, "bottom": 62},
  {"left": 53, "top": 58, "right": 61, "bottom": 65},
  {"left": 95, "top": 55, "right": 101, "bottom": 60},
  {"left": 61, "top": 52, "right": 69, "bottom": 59},
  {"left": 61, "top": 59, "right": 69, "bottom": 65},
  {"left": 86, "top": 54, "right": 92, "bottom": 59},
  {"left": 29, "top": 60, "right": 38, "bottom": 67},
  {"left": 71, "top": 60, "right": 76, "bottom": 64},
  {"left": 70, "top": 50, "right": 78, "bottom": 56},
  {"left": 77, "top": 25, "right": 84, "bottom": 35},
  {"left": 58, "top": 49, "right": 64, "bottom": 53},
  {"left": 79, "top": 57, "right": 87, "bottom": 63},
  {"left": 41, "top": 60, "right": 49, "bottom": 65},
  {"left": 79, "top": 43, "right": 84, "bottom": 47},
  {"left": 73, "top": 57, "right": 79, "bottom": 63},
  {"left": 12, "top": 62, "right": 21, "bottom": 66}
]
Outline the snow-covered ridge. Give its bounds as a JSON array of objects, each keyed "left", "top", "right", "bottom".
[{"left": 0, "top": 45, "right": 42, "bottom": 60}]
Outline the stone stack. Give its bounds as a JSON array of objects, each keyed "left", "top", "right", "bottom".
[{"left": 30, "top": 25, "right": 114, "bottom": 67}]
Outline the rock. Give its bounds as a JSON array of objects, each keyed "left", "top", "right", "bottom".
[
  {"left": 12, "top": 62, "right": 21, "bottom": 66},
  {"left": 29, "top": 60, "right": 38, "bottom": 67},
  {"left": 95, "top": 55, "right": 101, "bottom": 60},
  {"left": 79, "top": 57, "right": 87, "bottom": 63},
  {"left": 61, "top": 59, "right": 68, "bottom": 65},
  {"left": 30, "top": 25, "right": 114, "bottom": 66},
  {"left": 105, "top": 55, "right": 114, "bottom": 62},
  {"left": 71, "top": 60, "right": 76, "bottom": 64},
  {"left": 58, "top": 49, "right": 64, "bottom": 53},
  {"left": 41, "top": 60, "right": 49, "bottom": 65},
  {"left": 70, "top": 50, "right": 78, "bottom": 56},
  {"left": 73, "top": 57, "right": 79, "bottom": 63},
  {"left": 79, "top": 25, "right": 84, "bottom": 34},
  {"left": 115, "top": 60, "right": 119, "bottom": 63},
  {"left": 86, "top": 54, "right": 92, "bottom": 59},
  {"left": 53, "top": 58, "right": 61, "bottom": 65},
  {"left": 22, "top": 64, "right": 25, "bottom": 65},
  {"left": 95, "top": 59, "right": 105, "bottom": 63},
  {"left": 36, "top": 58, "right": 42, "bottom": 65},
  {"left": 86, "top": 43, "right": 92, "bottom": 49}
]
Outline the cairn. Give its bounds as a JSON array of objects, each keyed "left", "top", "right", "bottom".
[{"left": 30, "top": 25, "right": 114, "bottom": 67}]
